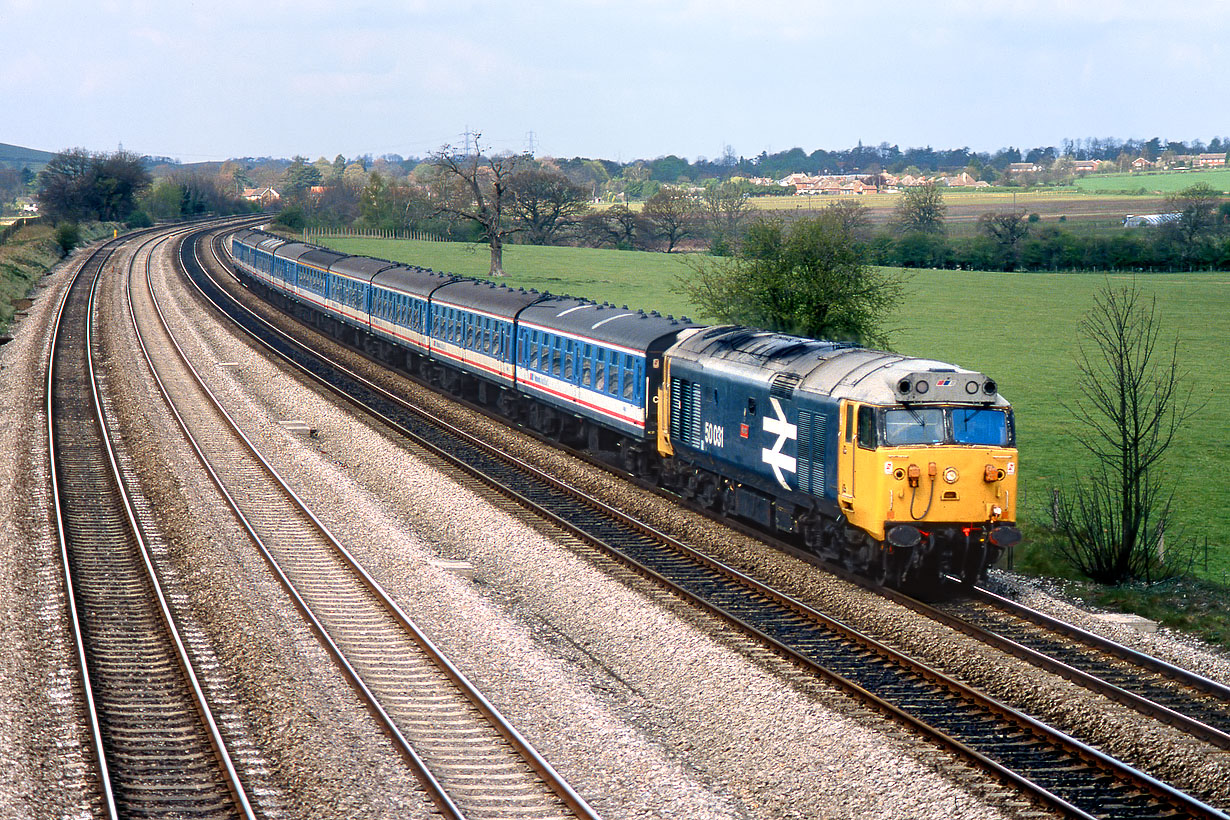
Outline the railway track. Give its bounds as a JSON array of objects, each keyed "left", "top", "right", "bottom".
[
  {"left": 47, "top": 227, "right": 256, "bottom": 819},
  {"left": 887, "top": 581, "right": 1230, "bottom": 749},
  {"left": 137, "top": 226, "right": 597, "bottom": 820},
  {"left": 183, "top": 226, "right": 1227, "bottom": 820}
]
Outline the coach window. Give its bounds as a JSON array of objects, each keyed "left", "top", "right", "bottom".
[
  {"left": 581, "top": 344, "right": 593, "bottom": 387},
  {"left": 595, "top": 353, "right": 606, "bottom": 392},
  {"left": 622, "top": 355, "right": 636, "bottom": 401},
  {"left": 857, "top": 406, "right": 878, "bottom": 449},
  {"left": 552, "top": 340, "right": 562, "bottom": 377},
  {"left": 608, "top": 353, "right": 620, "bottom": 395},
  {"left": 564, "top": 343, "right": 575, "bottom": 380}
]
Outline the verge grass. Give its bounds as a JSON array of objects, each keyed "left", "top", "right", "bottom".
[
  {"left": 0, "top": 222, "right": 120, "bottom": 333},
  {"left": 319, "top": 236, "right": 1230, "bottom": 590}
]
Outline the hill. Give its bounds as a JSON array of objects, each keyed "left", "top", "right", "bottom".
[{"left": 0, "top": 142, "right": 54, "bottom": 171}]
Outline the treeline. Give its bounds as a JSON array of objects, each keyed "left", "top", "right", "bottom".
[
  {"left": 282, "top": 151, "right": 1230, "bottom": 272},
  {"left": 35, "top": 148, "right": 256, "bottom": 229},
  {"left": 278, "top": 155, "right": 757, "bottom": 255},
  {"left": 867, "top": 223, "right": 1230, "bottom": 272},
  {"left": 868, "top": 182, "right": 1230, "bottom": 272}
]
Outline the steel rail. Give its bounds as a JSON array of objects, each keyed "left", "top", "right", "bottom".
[
  {"left": 48, "top": 224, "right": 257, "bottom": 819},
  {"left": 166, "top": 226, "right": 599, "bottom": 820},
  {"left": 194, "top": 229, "right": 1228, "bottom": 820}
]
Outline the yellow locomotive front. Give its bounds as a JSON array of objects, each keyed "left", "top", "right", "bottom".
[{"left": 837, "top": 370, "right": 1021, "bottom": 587}]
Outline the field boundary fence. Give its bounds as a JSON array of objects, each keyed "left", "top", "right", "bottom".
[
  {"left": 304, "top": 226, "right": 446, "bottom": 243},
  {"left": 0, "top": 215, "right": 47, "bottom": 247}
]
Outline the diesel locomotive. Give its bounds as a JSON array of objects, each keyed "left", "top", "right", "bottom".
[{"left": 228, "top": 228, "right": 1020, "bottom": 593}]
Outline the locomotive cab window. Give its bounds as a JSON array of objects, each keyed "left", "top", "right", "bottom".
[
  {"left": 856, "top": 405, "right": 877, "bottom": 449},
  {"left": 884, "top": 407, "right": 945, "bottom": 446},
  {"left": 952, "top": 407, "right": 1012, "bottom": 446}
]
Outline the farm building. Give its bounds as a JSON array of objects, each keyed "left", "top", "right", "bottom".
[{"left": 1122, "top": 213, "right": 1180, "bottom": 227}]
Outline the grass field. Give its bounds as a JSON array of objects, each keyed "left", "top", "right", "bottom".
[
  {"left": 322, "top": 237, "right": 1230, "bottom": 584},
  {"left": 1074, "top": 168, "right": 1230, "bottom": 195}
]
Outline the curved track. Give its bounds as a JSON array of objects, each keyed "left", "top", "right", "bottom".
[
  {"left": 145, "top": 226, "right": 598, "bottom": 820},
  {"left": 186, "top": 226, "right": 1227, "bottom": 820},
  {"left": 894, "top": 582, "right": 1230, "bottom": 749},
  {"left": 47, "top": 227, "right": 255, "bottom": 819}
]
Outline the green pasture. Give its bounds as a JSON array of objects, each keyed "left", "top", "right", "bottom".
[
  {"left": 321, "top": 237, "right": 1230, "bottom": 583},
  {"left": 324, "top": 238, "right": 697, "bottom": 318},
  {"left": 1074, "top": 168, "right": 1230, "bottom": 195}
]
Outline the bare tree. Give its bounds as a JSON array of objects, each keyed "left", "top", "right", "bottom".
[
  {"left": 891, "top": 181, "right": 947, "bottom": 235},
  {"left": 824, "top": 199, "right": 873, "bottom": 242},
  {"left": 700, "top": 181, "right": 752, "bottom": 252},
  {"left": 1054, "top": 282, "right": 1198, "bottom": 583},
  {"left": 579, "top": 204, "right": 646, "bottom": 249},
  {"left": 641, "top": 186, "right": 699, "bottom": 252},
  {"left": 430, "top": 134, "right": 528, "bottom": 275},
  {"left": 507, "top": 168, "right": 591, "bottom": 244}
]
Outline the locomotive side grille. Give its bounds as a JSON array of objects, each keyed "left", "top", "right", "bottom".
[
  {"left": 670, "top": 377, "right": 703, "bottom": 449},
  {"left": 797, "top": 410, "right": 826, "bottom": 494}
]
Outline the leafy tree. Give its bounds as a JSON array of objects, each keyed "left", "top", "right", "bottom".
[
  {"left": 977, "top": 210, "right": 1030, "bottom": 270},
  {"left": 680, "top": 213, "right": 902, "bottom": 347},
  {"left": 36, "top": 148, "right": 149, "bottom": 222},
  {"left": 36, "top": 148, "right": 95, "bottom": 221},
  {"left": 89, "top": 151, "right": 150, "bottom": 221},
  {"left": 641, "top": 187, "right": 698, "bottom": 252},
  {"left": 1164, "top": 182, "right": 1223, "bottom": 246},
  {"left": 892, "top": 181, "right": 946, "bottom": 235},
  {"left": 141, "top": 179, "right": 186, "bottom": 220},
  {"left": 507, "top": 168, "right": 591, "bottom": 244},
  {"left": 280, "top": 156, "right": 322, "bottom": 203},
  {"left": 429, "top": 134, "right": 527, "bottom": 275},
  {"left": 1054, "top": 283, "right": 1198, "bottom": 583}
]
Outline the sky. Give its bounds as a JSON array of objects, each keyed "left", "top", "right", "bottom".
[{"left": 3, "top": 0, "right": 1227, "bottom": 165}]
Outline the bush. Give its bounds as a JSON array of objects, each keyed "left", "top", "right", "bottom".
[
  {"left": 273, "top": 205, "right": 306, "bottom": 232},
  {"left": 54, "top": 222, "right": 80, "bottom": 256},
  {"left": 125, "top": 210, "right": 152, "bottom": 228}
]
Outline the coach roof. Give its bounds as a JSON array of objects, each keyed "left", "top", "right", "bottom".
[
  {"left": 519, "top": 295, "right": 700, "bottom": 353},
  {"left": 330, "top": 254, "right": 400, "bottom": 282},
  {"left": 430, "top": 277, "right": 545, "bottom": 320}
]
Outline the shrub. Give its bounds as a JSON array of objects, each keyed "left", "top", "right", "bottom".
[{"left": 54, "top": 222, "right": 80, "bottom": 256}]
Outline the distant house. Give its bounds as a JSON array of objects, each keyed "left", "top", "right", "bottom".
[
  {"left": 16, "top": 197, "right": 38, "bottom": 214},
  {"left": 1196, "top": 153, "right": 1227, "bottom": 167},
  {"left": 777, "top": 173, "right": 814, "bottom": 188},
  {"left": 1006, "top": 162, "right": 1041, "bottom": 175},
  {"left": 1130, "top": 157, "right": 1154, "bottom": 171},
  {"left": 1071, "top": 160, "right": 1102, "bottom": 174},
  {"left": 242, "top": 186, "right": 281, "bottom": 207}
]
